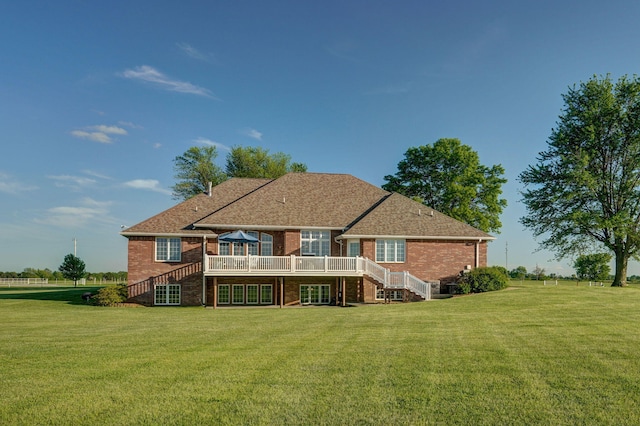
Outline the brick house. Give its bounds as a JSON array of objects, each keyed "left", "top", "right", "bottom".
[{"left": 121, "top": 173, "right": 493, "bottom": 307}]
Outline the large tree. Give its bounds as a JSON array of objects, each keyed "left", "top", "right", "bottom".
[
  {"left": 172, "top": 145, "right": 307, "bottom": 201},
  {"left": 519, "top": 74, "right": 640, "bottom": 287},
  {"left": 573, "top": 253, "right": 612, "bottom": 282},
  {"left": 225, "top": 146, "right": 307, "bottom": 178},
  {"left": 171, "top": 146, "right": 227, "bottom": 200},
  {"left": 58, "top": 254, "right": 86, "bottom": 287},
  {"left": 382, "top": 138, "right": 507, "bottom": 233}
]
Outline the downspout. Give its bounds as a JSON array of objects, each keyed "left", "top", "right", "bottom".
[
  {"left": 475, "top": 239, "right": 482, "bottom": 268},
  {"left": 335, "top": 236, "right": 344, "bottom": 256},
  {"left": 202, "top": 235, "right": 207, "bottom": 307}
]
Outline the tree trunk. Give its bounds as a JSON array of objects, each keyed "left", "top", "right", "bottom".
[{"left": 611, "top": 250, "right": 628, "bottom": 287}]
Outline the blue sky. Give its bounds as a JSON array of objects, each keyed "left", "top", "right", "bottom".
[{"left": 2, "top": 0, "right": 640, "bottom": 275}]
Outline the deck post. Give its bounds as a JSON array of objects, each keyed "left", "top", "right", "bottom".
[
  {"left": 279, "top": 277, "right": 284, "bottom": 308},
  {"left": 213, "top": 277, "right": 217, "bottom": 309},
  {"left": 341, "top": 277, "right": 346, "bottom": 307}
]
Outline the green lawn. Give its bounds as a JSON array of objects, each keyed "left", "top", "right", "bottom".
[{"left": 2, "top": 282, "right": 640, "bottom": 425}]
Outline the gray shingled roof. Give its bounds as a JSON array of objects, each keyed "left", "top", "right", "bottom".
[
  {"left": 121, "top": 178, "right": 271, "bottom": 235},
  {"left": 342, "top": 193, "right": 494, "bottom": 240},
  {"left": 194, "top": 173, "right": 389, "bottom": 229},
  {"left": 122, "top": 173, "right": 493, "bottom": 240}
]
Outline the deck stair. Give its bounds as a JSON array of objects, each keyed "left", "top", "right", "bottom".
[{"left": 359, "top": 257, "right": 433, "bottom": 300}]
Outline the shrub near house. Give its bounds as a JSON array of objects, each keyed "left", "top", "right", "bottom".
[{"left": 456, "top": 266, "right": 509, "bottom": 294}]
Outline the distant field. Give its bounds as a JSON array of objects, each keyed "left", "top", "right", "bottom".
[{"left": 2, "top": 283, "right": 640, "bottom": 425}]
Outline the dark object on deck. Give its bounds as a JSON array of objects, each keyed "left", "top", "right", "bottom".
[{"left": 82, "top": 292, "right": 93, "bottom": 302}]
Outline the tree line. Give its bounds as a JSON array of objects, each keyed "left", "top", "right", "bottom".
[{"left": 0, "top": 268, "right": 127, "bottom": 282}]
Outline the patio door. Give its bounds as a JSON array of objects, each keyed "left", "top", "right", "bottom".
[{"left": 300, "top": 284, "right": 331, "bottom": 305}]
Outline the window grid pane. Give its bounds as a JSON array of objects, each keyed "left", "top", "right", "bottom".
[
  {"left": 218, "top": 285, "right": 230, "bottom": 304},
  {"left": 156, "top": 239, "right": 168, "bottom": 261},
  {"left": 376, "top": 240, "right": 385, "bottom": 262},
  {"left": 154, "top": 285, "right": 166, "bottom": 304},
  {"left": 219, "top": 242, "right": 230, "bottom": 256},
  {"left": 247, "top": 285, "right": 258, "bottom": 304},
  {"left": 261, "top": 285, "right": 272, "bottom": 304},
  {"left": 301, "top": 230, "right": 330, "bottom": 256},
  {"left": 168, "top": 285, "right": 181, "bottom": 304},
  {"left": 168, "top": 238, "right": 181, "bottom": 261},
  {"left": 261, "top": 233, "right": 273, "bottom": 256},
  {"left": 232, "top": 285, "right": 244, "bottom": 304}
]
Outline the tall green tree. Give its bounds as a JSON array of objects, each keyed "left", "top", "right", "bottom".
[
  {"left": 519, "top": 74, "right": 640, "bottom": 287},
  {"left": 573, "top": 253, "right": 612, "bottom": 282},
  {"left": 225, "top": 146, "right": 307, "bottom": 178},
  {"left": 58, "top": 254, "right": 86, "bottom": 287},
  {"left": 510, "top": 266, "right": 527, "bottom": 280},
  {"left": 382, "top": 138, "right": 507, "bottom": 233},
  {"left": 171, "top": 146, "right": 227, "bottom": 200}
]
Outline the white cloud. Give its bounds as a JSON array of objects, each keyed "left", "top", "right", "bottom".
[
  {"left": 123, "top": 179, "right": 172, "bottom": 195},
  {"left": 194, "top": 137, "right": 230, "bottom": 151},
  {"left": 70, "top": 124, "right": 128, "bottom": 144},
  {"left": 35, "top": 198, "right": 113, "bottom": 228},
  {"left": 48, "top": 174, "right": 97, "bottom": 189},
  {"left": 0, "top": 173, "right": 37, "bottom": 194},
  {"left": 71, "top": 130, "right": 112, "bottom": 143},
  {"left": 176, "top": 42, "right": 211, "bottom": 62},
  {"left": 241, "top": 128, "right": 263, "bottom": 141},
  {"left": 118, "top": 121, "right": 143, "bottom": 129},
  {"left": 82, "top": 169, "right": 113, "bottom": 180},
  {"left": 121, "top": 65, "right": 216, "bottom": 98}
]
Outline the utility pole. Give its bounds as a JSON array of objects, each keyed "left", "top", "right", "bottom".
[
  {"left": 505, "top": 241, "right": 508, "bottom": 272},
  {"left": 73, "top": 238, "right": 77, "bottom": 256}
]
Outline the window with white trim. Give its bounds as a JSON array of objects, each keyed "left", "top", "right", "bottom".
[
  {"left": 376, "top": 289, "right": 403, "bottom": 301},
  {"left": 218, "top": 285, "right": 230, "bottom": 304},
  {"left": 156, "top": 237, "right": 181, "bottom": 262},
  {"left": 375, "top": 239, "right": 405, "bottom": 262},
  {"left": 247, "top": 231, "right": 259, "bottom": 256},
  {"left": 261, "top": 233, "right": 273, "bottom": 256},
  {"left": 246, "top": 285, "right": 259, "bottom": 304},
  {"left": 232, "top": 285, "right": 244, "bottom": 304},
  {"left": 154, "top": 284, "right": 181, "bottom": 305},
  {"left": 300, "top": 284, "right": 331, "bottom": 305},
  {"left": 301, "top": 230, "right": 330, "bottom": 256},
  {"left": 261, "top": 284, "right": 273, "bottom": 304},
  {"left": 347, "top": 240, "right": 360, "bottom": 257}
]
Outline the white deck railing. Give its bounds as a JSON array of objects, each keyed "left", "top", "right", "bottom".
[
  {"left": 206, "top": 255, "right": 361, "bottom": 275},
  {"left": 205, "top": 254, "right": 434, "bottom": 300}
]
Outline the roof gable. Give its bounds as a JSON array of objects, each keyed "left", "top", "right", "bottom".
[
  {"left": 342, "top": 193, "right": 493, "bottom": 240},
  {"left": 195, "top": 173, "right": 389, "bottom": 229},
  {"left": 122, "top": 178, "right": 271, "bottom": 235}
]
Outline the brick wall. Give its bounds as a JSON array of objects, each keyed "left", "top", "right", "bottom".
[
  {"left": 361, "top": 238, "right": 488, "bottom": 285},
  {"left": 127, "top": 236, "right": 204, "bottom": 305}
]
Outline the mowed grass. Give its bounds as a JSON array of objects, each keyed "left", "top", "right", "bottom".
[{"left": 2, "top": 283, "right": 640, "bottom": 425}]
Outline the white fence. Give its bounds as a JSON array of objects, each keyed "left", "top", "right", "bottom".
[{"left": 0, "top": 278, "right": 50, "bottom": 287}]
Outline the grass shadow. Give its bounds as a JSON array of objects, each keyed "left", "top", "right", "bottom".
[{"left": 0, "top": 286, "right": 103, "bottom": 305}]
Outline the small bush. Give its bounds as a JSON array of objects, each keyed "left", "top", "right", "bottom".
[
  {"left": 458, "top": 266, "right": 509, "bottom": 294},
  {"left": 116, "top": 282, "right": 128, "bottom": 300},
  {"left": 455, "top": 281, "right": 471, "bottom": 294},
  {"left": 93, "top": 286, "right": 127, "bottom": 306}
]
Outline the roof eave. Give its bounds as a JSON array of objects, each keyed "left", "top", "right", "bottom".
[{"left": 336, "top": 234, "right": 495, "bottom": 241}]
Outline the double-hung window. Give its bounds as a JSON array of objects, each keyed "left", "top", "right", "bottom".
[
  {"left": 156, "top": 237, "right": 181, "bottom": 262},
  {"left": 375, "top": 239, "right": 405, "bottom": 262},
  {"left": 301, "top": 230, "right": 330, "bottom": 256}
]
